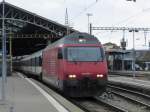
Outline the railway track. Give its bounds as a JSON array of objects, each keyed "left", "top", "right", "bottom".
[
  {"left": 71, "top": 97, "right": 127, "bottom": 112},
  {"left": 106, "top": 85, "right": 150, "bottom": 112}
]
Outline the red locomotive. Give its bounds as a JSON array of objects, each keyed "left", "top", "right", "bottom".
[{"left": 15, "top": 32, "right": 108, "bottom": 97}]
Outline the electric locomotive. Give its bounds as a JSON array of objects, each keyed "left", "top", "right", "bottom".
[{"left": 15, "top": 32, "right": 108, "bottom": 97}]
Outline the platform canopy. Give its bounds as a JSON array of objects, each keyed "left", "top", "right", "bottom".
[{"left": 0, "top": 1, "right": 77, "bottom": 56}]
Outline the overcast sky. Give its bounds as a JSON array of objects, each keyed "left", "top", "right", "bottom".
[{"left": 4, "top": 0, "right": 150, "bottom": 49}]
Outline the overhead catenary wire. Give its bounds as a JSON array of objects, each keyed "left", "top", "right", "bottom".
[
  {"left": 95, "top": 11, "right": 146, "bottom": 35},
  {"left": 72, "top": 0, "right": 99, "bottom": 21},
  {"left": 94, "top": 9, "right": 150, "bottom": 45},
  {"left": 94, "top": 0, "right": 150, "bottom": 35}
]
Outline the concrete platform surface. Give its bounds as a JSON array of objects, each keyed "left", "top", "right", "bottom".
[{"left": 0, "top": 72, "right": 84, "bottom": 112}]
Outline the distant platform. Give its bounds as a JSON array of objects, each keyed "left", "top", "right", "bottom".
[
  {"left": 109, "top": 70, "right": 150, "bottom": 76},
  {"left": 0, "top": 72, "right": 84, "bottom": 112}
]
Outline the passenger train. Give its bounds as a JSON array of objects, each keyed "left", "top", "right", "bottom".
[{"left": 14, "top": 32, "right": 108, "bottom": 97}]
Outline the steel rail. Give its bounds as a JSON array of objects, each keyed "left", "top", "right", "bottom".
[
  {"left": 71, "top": 97, "right": 128, "bottom": 112},
  {"left": 69, "top": 99, "right": 92, "bottom": 112},
  {"left": 112, "top": 91, "right": 150, "bottom": 108},
  {"left": 94, "top": 96, "right": 128, "bottom": 112},
  {"left": 107, "top": 85, "right": 150, "bottom": 99},
  {"left": 108, "top": 85, "right": 150, "bottom": 108}
]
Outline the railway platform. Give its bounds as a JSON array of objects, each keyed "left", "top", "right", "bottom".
[
  {"left": 108, "top": 76, "right": 150, "bottom": 94},
  {"left": 0, "top": 72, "right": 84, "bottom": 112},
  {"left": 109, "top": 70, "right": 150, "bottom": 76}
]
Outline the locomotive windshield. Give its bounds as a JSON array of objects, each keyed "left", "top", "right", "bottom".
[{"left": 66, "top": 47, "right": 104, "bottom": 62}]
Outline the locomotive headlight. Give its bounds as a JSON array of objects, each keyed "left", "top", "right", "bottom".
[
  {"left": 97, "top": 74, "right": 104, "bottom": 78},
  {"left": 79, "top": 39, "right": 86, "bottom": 43},
  {"left": 68, "top": 74, "right": 76, "bottom": 78}
]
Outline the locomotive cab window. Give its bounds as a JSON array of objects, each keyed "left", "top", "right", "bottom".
[{"left": 66, "top": 47, "right": 103, "bottom": 62}]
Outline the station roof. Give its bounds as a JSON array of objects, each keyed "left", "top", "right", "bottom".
[
  {"left": 0, "top": 1, "right": 77, "bottom": 56},
  {"left": 105, "top": 49, "right": 130, "bottom": 55}
]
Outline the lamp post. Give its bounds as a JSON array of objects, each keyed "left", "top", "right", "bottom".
[
  {"left": 129, "top": 29, "right": 138, "bottom": 78},
  {"left": 1, "top": 0, "right": 7, "bottom": 102},
  {"left": 87, "top": 13, "right": 93, "bottom": 34},
  {"left": 9, "top": 31, "right": 12, "bottom": 73}
]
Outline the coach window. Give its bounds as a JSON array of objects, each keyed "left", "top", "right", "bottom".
[
  {"left": 36, "top": 57, "right": 39, "bottom": 66},
  {"left": 35, "top": 57, "right": 36, "bottom": 66},
  {"left": 27, "top": 60, "right": 29, "bottom": 66},
  {"left": 30, "top": 58, "right": 32, "bottom": 66},
  {"left": 35, "top": 57, "right": 38, "bottom": 66},
  {"left": 101, "top": 48, "right": 105, "bottom": 61},
  {"left": 39, "top": 56, "right": 42, "bottom": 66},
  {"left": 34, "top": 58, "right": 36, "bottom": 66},
  {"left": 58, "top": 48, "right": 63, "bottom": 59},
  {"left": 31, "top": 58, "right": 33, "bottom": 66},
  {"left": 24, "top": 60, "right": 26, "bottom": 66}
]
